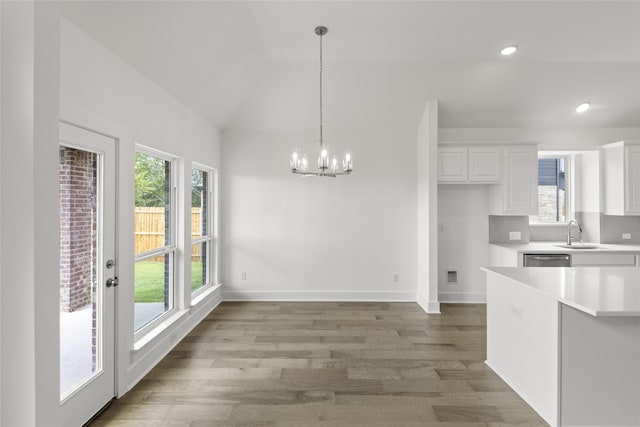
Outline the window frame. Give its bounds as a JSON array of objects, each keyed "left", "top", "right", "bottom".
[
  {"left": 190, "top": 163, "right": 217, "bottom": 297},
  {"left": 529, "top": 152, "right": 573, "bottom": 226},
  {"left": 133, "top": 145, "right": 179, "bottom": 337}
]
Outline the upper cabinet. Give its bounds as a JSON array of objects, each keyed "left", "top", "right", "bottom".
[
  {"left": 601, "top": 141, "right": 640, "bottom": 216},
  {"left": 438, "top": 143, "right": 538, "bottom": 215},
  {"left": 438, "top": 146, "right": 501, "bottom": 183},
  {"left": 438, "top": 147, "right": 468, "bottom": 182},
  {"left": 500, "top": 145, "right": 538, "bottom": 215}
]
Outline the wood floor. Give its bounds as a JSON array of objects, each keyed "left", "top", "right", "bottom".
[{"left": 92, "top": 302, "right": 548, "bottom": 426}]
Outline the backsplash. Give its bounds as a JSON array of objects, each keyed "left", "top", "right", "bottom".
[
  {"left": 489, "top": 215, "right": 530, "bottom": 243},
  {"left": 488, "top": 213, "right": 640, "bottom": 244},
  {"left": 600, "top": 214, "right": 640, "bottom": 244}
]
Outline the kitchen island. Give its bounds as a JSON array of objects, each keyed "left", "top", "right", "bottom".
[{"left": 482, "top": 267, "right": 640, "bottom": 427}]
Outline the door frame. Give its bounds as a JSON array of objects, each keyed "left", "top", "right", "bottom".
[{"left": 58, "top": 120, "right": 119, "bottom": 426}]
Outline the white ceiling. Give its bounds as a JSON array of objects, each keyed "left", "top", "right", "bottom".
[{"left": 60, "top": 1, "right": 640, "bottom": 130}]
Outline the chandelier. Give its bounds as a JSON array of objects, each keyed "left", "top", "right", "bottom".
[{"left": 290, "top": 26, "right": 353, "bottom": 177}]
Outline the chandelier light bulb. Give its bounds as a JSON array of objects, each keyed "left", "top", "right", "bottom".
[
  {"left": 331, "top": 155, "right": 339, "bottom": 173},
  {"left": 343, "top": 150, "right": 353, "bottom": 172},
  {"left": 318, "top": 145, "right": 330, "bottom": 169},
  {"left": 290, "top": 149, "right": 300, "bottom": 171},
  {"left": 300, "top": 155, "right": 309, "bottom": 172}
]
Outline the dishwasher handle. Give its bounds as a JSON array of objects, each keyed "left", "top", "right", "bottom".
[
  {"left": 523, "top": 253, "right": 571, "bottom": 267},
  {"left": 527, "top": 255, "right": 570, "bottom": 261}
]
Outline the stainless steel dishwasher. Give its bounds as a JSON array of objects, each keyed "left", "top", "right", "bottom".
[{"left": 523, "top": 253, "right": 571, "bottom": 267}]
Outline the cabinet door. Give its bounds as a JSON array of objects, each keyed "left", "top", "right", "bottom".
[
  {"left": 503, "top": 146, "right": 538, "bottom": 215},
  {"left": 625, "top": 145, "right": 640, "bottom": 214},
  {"left": 469, "top": 147, "right": 501, "bottom": 182},
  {"left": 438, "top": 148, "right": 468, "bottom": 182}
]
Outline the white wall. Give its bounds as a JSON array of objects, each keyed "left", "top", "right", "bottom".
[
  {"left": 439, "top": 127, "right": 640, "bottom": 150},
  {"left": 438, "top": 185, "right": 491, "bottom": 302},
  {"left": 222, "top": 122, "right": 418, "bottom": 301},
  {"left": 1, "top": 2, "right": 37, "bottom": 425},
  {"left": 60, "top": 20, "right": 222, "bottom": 396}
]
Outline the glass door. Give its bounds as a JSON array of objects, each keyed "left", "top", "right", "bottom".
[{"left": 59, "top": 121, "right": 116, "bottom": 426}]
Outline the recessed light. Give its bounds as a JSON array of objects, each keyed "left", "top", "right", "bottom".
[
  {"left": 576, "top": 102, "right": 590, "bottom": 113},
  {"left": 500, "top": 45, "right": 518, "bottom": 56}
]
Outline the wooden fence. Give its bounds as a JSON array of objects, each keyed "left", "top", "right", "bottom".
[{"left": 135, "top": 207, "right": 204, "bottom": 260}]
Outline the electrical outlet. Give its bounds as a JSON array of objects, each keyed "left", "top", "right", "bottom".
[
  {"left": 241, "top": 272, "right": 247, "bottom": 280},
  {"left": 622, "top": 233, "right": 632, "bottom": 240},
  {"left": 509, "top": 231, "right": 521, "bottom": 241},
  {"left": 393, "top": 274, "right": 400, "bottom": 283}
]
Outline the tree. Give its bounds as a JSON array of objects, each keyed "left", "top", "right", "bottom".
[{"left": 135, "top": 152, "right": 168, "bottom": 207}]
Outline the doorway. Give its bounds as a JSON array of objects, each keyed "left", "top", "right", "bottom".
[{"left": 59, "top": 121, "right": 117, "bottom": 426}]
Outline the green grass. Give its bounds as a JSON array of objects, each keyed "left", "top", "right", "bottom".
[{"left": 134, "top": 261, "right": 205, "bottom": 303}]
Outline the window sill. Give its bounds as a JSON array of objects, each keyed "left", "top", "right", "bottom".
[
  {"left": 191, "top": 283, "right": 222, "bottom": 307},
  {"left": 133, "top": 309, "right": 189, "bottom": 352}
]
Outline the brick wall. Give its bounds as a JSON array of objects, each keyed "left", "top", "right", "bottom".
[{"left": 59, "top": 147, "right": 97, "bottom": 312}]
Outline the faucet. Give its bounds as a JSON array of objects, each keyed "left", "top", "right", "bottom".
[{"left": 566, "top": 219, "right": 583, "bottom": 245}]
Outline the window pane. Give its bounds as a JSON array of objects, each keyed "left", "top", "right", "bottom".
[
  {"left": 134, "top": 254, "right": 172, "bottom": 332},
  {"left": 530, "top": 157, "right": 567, "bottom": 223},
  {"left": 191, "top": 241, "right": 209, "bottom": 293},
  {"left": 135, "top": 152, "right": 171, "bottom": 254},
  {"left": 191, "top": 169, "right": 208, "bottom": 237}
]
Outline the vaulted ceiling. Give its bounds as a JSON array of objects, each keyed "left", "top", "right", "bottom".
[{"left": 60, "top": 1, "right": 640, "bottom": 131}]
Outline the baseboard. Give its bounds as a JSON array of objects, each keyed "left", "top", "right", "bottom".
[
  {"left": 222, "top": 290, "right": 415, "bottom": 302},
  {"left": 417, "top": 292, "right": 440, "bottom": 314},
  {"left": 438, "top": 291, "right": 486, "bottom": 303}
]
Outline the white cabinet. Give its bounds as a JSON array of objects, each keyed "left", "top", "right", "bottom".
[
  {"left": 438, "top": 147, "right": 468, "bottom": 182},
  {"left": 491, "top": 145, "right": 538, "bottom": 215},
  {"left": 486, "top": 273, "right": 559, "bottom": 425},
  {"left": 601, "top": 141, "right": 640, "bottom": 216},
  {"left": 438, "top": 146, "right": 501, "bottom": 183},
  {"left": 468, "top": 147, "right": 501, "bottom": 182}
]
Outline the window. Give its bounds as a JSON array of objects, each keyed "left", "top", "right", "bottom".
[
  {"left": 134, "top": 149, "right": 177, "bottom": 333},
  {"left": 191, "top": 165, "right": 216, "bottom": 295},
  {"left": 529, "top": 154, "right": 570, "bottom": 224}
]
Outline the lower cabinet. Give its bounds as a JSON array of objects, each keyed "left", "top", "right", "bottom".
[
  {"left": 486, "top": 274, "right": 559, "bottom": 425},
  {"left": 486, "top": 273, "right": 640, "bottom": 427}
]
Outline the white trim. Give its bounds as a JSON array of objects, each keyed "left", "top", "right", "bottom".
[
  {"left": 222, "top": 290, "right": 416, "bottom": 302},
  {"left": 530, "top": 152, "right": 573, "bottom": 225},
  {"left": 417, "top": 292, "right": 441, "bottom": 314},
  {"left": 125, "top": 287, "right": 223, "bottom": 394},
  {"left": 438, "top": 292, "right": 487, "bottom": 303},
  {"left": 133, "top": 147, "right": 180, "bottom": 339},
  {"left": 190, "top": 164, "right": 216, "bottom": 294}
]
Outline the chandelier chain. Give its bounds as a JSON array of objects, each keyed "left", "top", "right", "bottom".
[{"left": 319, "top": 31, "right": 323, "bottom": 144}]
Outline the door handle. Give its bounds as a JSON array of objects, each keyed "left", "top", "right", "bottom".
[{"left": 106, "top": 277, "right": 119, "bottom": 288}]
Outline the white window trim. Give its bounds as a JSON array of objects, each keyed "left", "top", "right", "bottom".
[
  {"left": 134, "top": 145, "right": 180, "bottom": 340},
  {"left": 191, "top": 163, "right": 217, "bottom": 299},
  {"left": 530, "top": 152, "right": 573, "bottom": 226}
]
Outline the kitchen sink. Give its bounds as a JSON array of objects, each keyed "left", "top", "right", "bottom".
[{"left": 553, "top": 244, "right": 600, "bottom": 249}]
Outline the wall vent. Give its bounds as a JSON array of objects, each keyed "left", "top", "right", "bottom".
[{"left": 447, "top": 270, "right": 458, "bottom": 283}]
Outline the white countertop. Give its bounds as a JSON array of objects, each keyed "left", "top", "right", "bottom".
[
  {"left": 482, "top": 266, "right": 640, "bottom": 316},
  {"left": 490, "top": 241, "right": 640, "bottom": 254}
]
